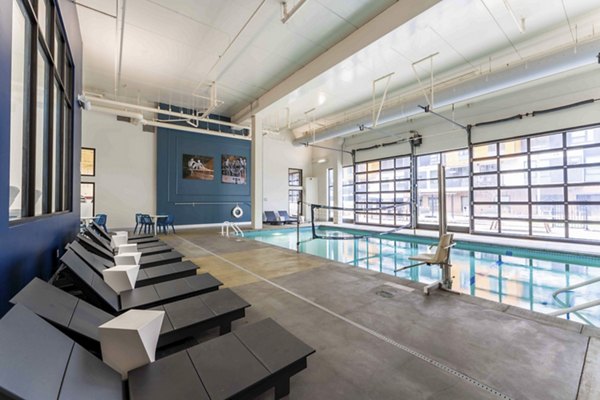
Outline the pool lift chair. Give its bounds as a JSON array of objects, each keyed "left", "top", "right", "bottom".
[
  {"left": 394, "top": 233, "right": 456, "bottom": 295},
  {"left": 394, "top": 164, "right": 458, "bottom": 295}
]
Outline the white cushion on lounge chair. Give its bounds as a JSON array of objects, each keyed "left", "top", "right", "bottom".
[
  {"left": 99, "top": 309, "right": 164, "bottom": 379},
  {"left": 118, "top": 244, "right": 138, "bottom": 254},
  {"left": 102, "top": 264, "right": 140, "bottom": 293},
  {"left": 114, "top": 252, "right": 142, "bottom": 265}
]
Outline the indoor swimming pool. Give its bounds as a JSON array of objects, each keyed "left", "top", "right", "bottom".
[{"left": 245, "top": 226, "right": 600, "bottom": 326}]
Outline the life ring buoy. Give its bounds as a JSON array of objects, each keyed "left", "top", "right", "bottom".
[{"left": 232, "top": 205, "right": 243, "bottom": 219}]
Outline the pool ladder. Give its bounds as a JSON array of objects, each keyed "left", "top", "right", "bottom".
[
  {"left": 548, "top": 276, "right": 600, "bottom": 326},
  {"left": 221, "top": 221, "right": 244, "bottom": 238}
]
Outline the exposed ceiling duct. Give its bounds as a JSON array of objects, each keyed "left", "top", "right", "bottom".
[{"left": 292, "top": 37, "right": 600, "bottom": 146}]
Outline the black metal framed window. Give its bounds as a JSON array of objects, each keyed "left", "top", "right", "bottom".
[
  {"left": 288, "top": 168, "right": 302, "bottom": 187},
  {"left": 9, "top": 0, "right": 74, "bottom": 222},
  {"left": 416, "top": 149, "right": 470, "bottom": 230},
  {"left": 472, "top": 127, "right": 600, "bottom": 240},
  {"left": 342, "top": 165, "right": 354, "bottom": 222},
  {"left": 288, "top": 189, "right": 302, "bottom": 217},
  {"left": 327, "top": 168, "right": 334, "bottom": 220},
  {"left": 354, "top": 155, "right": 411, "bottom": 227}
]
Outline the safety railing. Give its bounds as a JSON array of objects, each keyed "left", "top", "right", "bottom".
[
  {"left": 220, "top": 221, "right": 244, "bottom": 238},
  {"left": 548, "top": 276, "right": 600, "bottom": 326}
]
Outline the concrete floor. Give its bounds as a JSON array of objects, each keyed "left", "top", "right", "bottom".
[{"left": 160, "top": 229, "right": 600, "bottom": 400}]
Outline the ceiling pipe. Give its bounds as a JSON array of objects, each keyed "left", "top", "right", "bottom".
[
  {"left": 142, "top": 120, "right": 252, "bottom": 141},
  {"left": 88, "top": 104, "right": 252, "bottom": 141},
  {"left": 293, "top": 37, "right": 600, "bottom": 146},
  {"left": 281, "top": 0, "right": 309, "bottom": 24},
  {"left": 84, "top": 96, "right": 250, "bottom": 131}
]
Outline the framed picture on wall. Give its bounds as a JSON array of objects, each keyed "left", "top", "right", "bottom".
[
  {"left": 183, "top": 154, "right": 214, "bottom": 180},
  {"left": 80, "top": 182, "right": 95, "bottom": 218},
  {"left": 221, "top": 154, "right": 246, "bottom": 184},
  {"left": 81, "top": 147, "right": 96, "bottom": 176}
]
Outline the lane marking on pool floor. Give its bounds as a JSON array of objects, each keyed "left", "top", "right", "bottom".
[{"left": 177, "top": 235, "right": 513, "bottom": 400}]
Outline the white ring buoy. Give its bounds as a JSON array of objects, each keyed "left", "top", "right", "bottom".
[{"left": 232, "top": 205, "right": 243, "bottom": 219}]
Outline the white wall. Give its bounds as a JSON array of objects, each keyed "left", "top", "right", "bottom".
[
  {"left": 81, "top": 111, "right": 156, "bottom": 229},
  {"left": 262, "top": 133, "right": 312, "bottom": 213}
]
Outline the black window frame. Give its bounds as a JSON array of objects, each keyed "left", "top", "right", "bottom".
[{"left": 9, "top": 0, "right": 74, "bottom": 225}]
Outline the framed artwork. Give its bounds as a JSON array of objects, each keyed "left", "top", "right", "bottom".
[
  {"left": 221, "top": 154, "right": 247, "bottom": 184},
  {"left": 183, "top": 154, "right": 214, "bottom": 180},
  {"left": 80, "top": 182, "right": 95, "bottom": 218},
  {"left": 81, "top": 147, "right": 96, "bottom": 176}
]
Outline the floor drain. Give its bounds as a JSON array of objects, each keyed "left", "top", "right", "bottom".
[{"left": 376, "top": 290, "right": 394, "bottom": 298}]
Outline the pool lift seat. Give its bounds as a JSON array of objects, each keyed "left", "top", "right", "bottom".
[{"left": 394, "top": 233, "right": 456, "bottom": 295}]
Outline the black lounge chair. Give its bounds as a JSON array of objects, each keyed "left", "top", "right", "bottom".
[
  {"left": 91, "top": 220, "right": 158, "bottom": 243},
  {"left": 84, "top": 226, "right": 171, "bottom": 254},
  {"left": 68, "top": 241, "right": 197, "bottom": 287},
  {"left": 77, "top": 234, "right": 184, "bottom": 268},
  {"left": 264, "top": 211, "right": 283, "bottom": 225},
  {"left": 60, "top": 249, "right": 222, "bottom": 314},
  {"left": 11, "top": 278, "right": 250, "bottom": 352},
  {"left": 277, "top": 210, "right": 298, "bottom": 224},
  {"left": 0, "top": 305, "right": 314, "bottom": 400}
]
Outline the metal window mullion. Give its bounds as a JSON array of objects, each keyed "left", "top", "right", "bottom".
[
  {"left": 496, "top": 144, "right": 501, "bottom": 232},
  {"left": 26, "top": 9, "right": 39, "bottom": 217},
  {"left": 527, "top": 139, "right": 532, "bottom": 236},
  {"left": 563, "top": 132, "right": 570, "bottom": 238}
]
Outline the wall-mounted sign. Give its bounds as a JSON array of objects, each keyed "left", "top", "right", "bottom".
[
  {"left": 183, "top": 154, "right": 214, "bottom": 180},
  {"left": 221, "top": 154, "right": 246, "bottom": 184}
]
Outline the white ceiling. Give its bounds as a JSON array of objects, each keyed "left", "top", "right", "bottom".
[
  {"left": 77, "top": 0, "right": 600, "bottom": 136},
  {"left": 76, "top": 0, "right": 396, "bottom": 115}
]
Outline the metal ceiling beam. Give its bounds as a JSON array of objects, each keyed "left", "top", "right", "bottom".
[{"left": 231, "top": 0, "right": 442, "bottom": 123}]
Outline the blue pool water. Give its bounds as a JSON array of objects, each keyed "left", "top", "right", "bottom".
[{"left": 245, "top": 226, "right": 600, "bottom": 326}]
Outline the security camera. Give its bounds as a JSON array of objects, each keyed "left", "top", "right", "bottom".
[{"left": 77, "top": 94, "right": 91, "bottom": 110}]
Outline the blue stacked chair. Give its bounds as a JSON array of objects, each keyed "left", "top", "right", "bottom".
[
  {"left": 93, "top": 213, "right": 108, "bottom": 232},
  {"left": 157, "top": 215, "right": 175, "bottom": 234},
  {"left": 141, "top": 214, "right": 154, "bottom": 234},
  {"left": 134, "top": 213, "right": 143, "bottom": 234}
]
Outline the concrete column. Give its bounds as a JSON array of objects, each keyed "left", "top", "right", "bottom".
[
  {"left": 333, "top": 150, "right": 343, "bottom": 224},
  {"left": 251, "top": 115, "right": 263, "bottom": 229}
]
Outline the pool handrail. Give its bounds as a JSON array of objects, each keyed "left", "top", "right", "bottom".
[{"left": 548, "top": 275, "right": 600, "bottom": 325}]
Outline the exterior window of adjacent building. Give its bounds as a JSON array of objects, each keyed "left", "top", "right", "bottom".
[{"left": 8, "top": 0, "right": 74, "bottom": 222}]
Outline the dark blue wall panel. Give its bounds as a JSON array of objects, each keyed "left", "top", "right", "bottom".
[
  {"left": 156, "top": 121, "right": 252, "bottom": 225},
  {"left": 0, "top": 0, "right": 82, "bottom": 315}
]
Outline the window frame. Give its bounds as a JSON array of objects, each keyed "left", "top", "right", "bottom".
[{"left": 9, "top": 0, "right": 74, "bottom": 224}]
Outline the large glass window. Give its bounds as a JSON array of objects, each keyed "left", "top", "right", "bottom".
[
  {"left": 9, "top": 0, "right": 31, "bottom": 220},
  {"left": 416, "top": 149, "right": 469, "bottom": 228},
  {"left": 288, "top": 168, "right": 302, "bottom": 186},
  {"left": 473, "top": 127, "right": 600, "bottom": 239},
  {"left": 8, "top": 0, "right": 74, "bottom": 221},
  {"left": 355, "top": 155, "right": 411, "bottom": 227},
  {"left": 327, "top": 168, "right": 334, "bottom": 220},
  {"left": 342, "top": 166, "right": 354, "bottom": 222}
]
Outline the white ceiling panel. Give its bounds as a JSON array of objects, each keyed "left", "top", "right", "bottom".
[{"left": 76, "top": 0, "right": 600, "bottom": 130}]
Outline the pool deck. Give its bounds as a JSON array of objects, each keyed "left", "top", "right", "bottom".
[{"left": 161, "top": 228, "right": 600, "bottom": 400}]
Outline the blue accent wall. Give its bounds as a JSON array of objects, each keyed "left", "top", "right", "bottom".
[
  {"left": 156, "top": 109, "right": 251, "bottom": 224},
  {"left": 0, "top": 0, "right": 82, "bottom": 315}
]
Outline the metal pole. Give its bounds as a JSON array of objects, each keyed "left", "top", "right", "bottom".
[
  {"left": 296, "top": 200, "right": 301, "bottom": 253},
  {"left": 438, "top": 164, "right": 447, "bottom": 237}
]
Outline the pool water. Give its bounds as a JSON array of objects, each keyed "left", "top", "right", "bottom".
[{"left": 245, "top": 226, "right": 600, "bottom": 326}]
